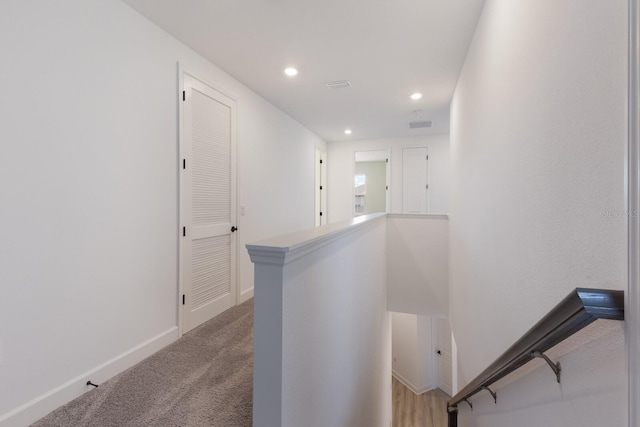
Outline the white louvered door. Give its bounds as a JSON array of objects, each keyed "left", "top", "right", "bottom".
[{"left": 181, "top": 74, "right": 237, "bottom": 334}]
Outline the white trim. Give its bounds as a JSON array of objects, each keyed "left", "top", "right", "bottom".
[
  {"left": 246, "top": 213, "right": 444, "bottom": 267},
  {"left": 628, "top": 1, "right": 640, "bottom": 426},
  {"left": 353, "top": 149, "right": 390, "bottom": 217},
  {"left": 246, "top": 213, "right": 386, "bottom": 266},
  {"left": 178, "top": 62, "right": 239, "bottom": 105},
  {"left": 451, "top": 330, "right": 459, "bottom": 396},
  {"left": 316, "top": 148, "right": 321, "bottom": 226},
  {"left": 177, "top": 62, "right": 185, "bottom": 338},
  {"left": 392, "top": 371, "right": 435, "bottom": 395},
  {"left": 387, "top": 213, "right": 448, "bottom": 220},
  {"left": 239, "top": 287, "right": 254, "bottom": 303},
  {"left": 0, "top": 328, "right": 179, "bottom": 427},
  {"left": 315, "top": 149, "right": 327, "bottom": 226},
  {"left": 386, "top": 150, "right": 392, "bottom": 213}
]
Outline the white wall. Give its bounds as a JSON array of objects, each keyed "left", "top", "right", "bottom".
[
  {"left": 0, "top": 0, "right": 324, "bottom": 424},
  {"left": 327, "top": 134, "right": 450, "bottom": 222},
  {"left": 459, "top": 320, "right": 625, "bottom": 427},
  {"left": 392, "top": 313, "right": 436, "bottom": 395},
  {"left": 387, "top": 214, "right": 449, "bottom": 317},
  {"left": 238, "top": 94, "right": 326, "bottom": 297},
  {"left": 450, "top": 0, "right": 627, "bottom": 425},
  {"left": 248, "top": 215, "right": 391, "bottom": 427}
]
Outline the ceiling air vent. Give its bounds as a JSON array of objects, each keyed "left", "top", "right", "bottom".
[
  {"left": 409, "top": 120, "right": 432, "bottom": 129},
  {"left": 325, "top": 80, "right": 352, "bottom": 89}
]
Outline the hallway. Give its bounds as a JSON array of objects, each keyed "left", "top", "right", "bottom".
[
  {"left": 32, "top": 301, "right": 254, "bottom": 427},
  {"left": 392, "top": 377, "right": 448, "bottom": 427}
]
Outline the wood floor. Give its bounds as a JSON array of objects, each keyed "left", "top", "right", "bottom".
[{"left": 392, "top": 376, "right": 449, "bottom": 427}]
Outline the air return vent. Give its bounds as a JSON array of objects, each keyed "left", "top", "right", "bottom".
[
  {"left": 409, "top": 120, "right": 432, "bottom": 129},
  {"left": 325, "top": 80, "right": 352, "bottom": 89}
]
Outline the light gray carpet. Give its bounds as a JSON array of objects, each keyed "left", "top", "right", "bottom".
[{"left": 32, "top": 299, "right": 254, "bottom": 427}]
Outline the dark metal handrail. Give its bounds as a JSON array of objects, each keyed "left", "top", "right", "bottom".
[{"left": 447, "top": 288, "right": 624, "bottom": 426}]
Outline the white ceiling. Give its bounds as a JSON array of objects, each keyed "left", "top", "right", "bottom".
[{"left": 120, "top": 0, "right": 485, "bottom": 142}]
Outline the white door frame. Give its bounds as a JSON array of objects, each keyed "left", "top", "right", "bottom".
[
  {"left": 315, "top": 149, "right": 327, "bottom": 226},
  {"left": 628, "top": 0, "right": 639, "bottom": 424},
  {"left": 353, "top": 149, "right": 391, "bottom": 217},
  {"left": 177, "top": 65, "right": 238, "bottom": 336}
]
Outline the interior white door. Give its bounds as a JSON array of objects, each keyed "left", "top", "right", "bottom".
[
  {"left": 402, "top": 147, "right": 428, "bottom": 213},
  {"left": 315, "top": 149, "right": 327, "bottom": 226},
  {"left": 385, "top": 156, "right": 390, "bottom": 212},
  {"left": 180, "top": 74, "right": 237, "bottom": 334},
  {"left": 434, "top": 318, "right": 453, "bottom": 396}
]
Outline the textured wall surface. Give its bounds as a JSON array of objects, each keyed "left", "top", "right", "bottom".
[
  {"left": 387, "top": 215, "right": 449, "bottom": 317},
  {"left": 449, "top": 0, "right": 627, "bottom": 425}
]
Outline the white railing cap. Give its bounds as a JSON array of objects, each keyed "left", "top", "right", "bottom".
[{"left": 246, "top": 213, "right": 386, "bottom": 266}]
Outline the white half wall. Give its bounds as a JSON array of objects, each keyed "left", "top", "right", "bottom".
[
  {"left": 0, "top": 0, "right": 324, "bottom": 424},
  {"left": 327, "top": 134, "right": 450, "bottom": 223},
  {"left": 248, "top": 214, "right": 391, "bottom": 427},
  {"left": 387, "top": 214, "right": 449, "bottom": 317},
  {"left": 449, "top": 0, "right": 627, "bottom": 425}
]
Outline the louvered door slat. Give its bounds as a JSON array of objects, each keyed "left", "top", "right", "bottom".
[
  {"left": 192, "top": 236, "right": 231, "bottom": 309},
  {"left": 191, "top": 89, "right": 231, "bottom": 226}
]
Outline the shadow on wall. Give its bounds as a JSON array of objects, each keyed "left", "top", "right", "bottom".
[
  {"left": 455, "top": 320, "right": 625, "bottom": 426},
  {"left": 386, "top": 215, "right": 449, "bottom": 317}
]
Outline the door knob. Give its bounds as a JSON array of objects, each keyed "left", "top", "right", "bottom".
[{"left": 231, "top": 226, "right": 238, "bottom": 232}]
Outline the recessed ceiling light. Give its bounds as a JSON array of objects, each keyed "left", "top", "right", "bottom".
[
  {"left": 344, "top": 129, "right": 352, "bottom": 135},
  {"left": 284, "top": 67, "right": 298, "bottom": 77},
  {"left": 410, "top": 93, "right": 423, "bottom": 100}
]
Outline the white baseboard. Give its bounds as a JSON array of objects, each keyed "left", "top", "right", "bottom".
[
  {"left": 239, "top": 287, "right": 254, "bottom": 303},
  {"left": 0, "top": 327, "right": 179, "bottom": 427},
  {"left": 392, "top": 370, "right": 435, "bottom": 395}
]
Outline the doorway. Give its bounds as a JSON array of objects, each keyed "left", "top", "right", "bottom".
[
  {"left": 179, "top": 72, "right": 237, "bottom": 334},
  {"left": 353, "top": 150, "right": 390, "bottom": 217}
]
